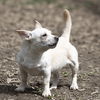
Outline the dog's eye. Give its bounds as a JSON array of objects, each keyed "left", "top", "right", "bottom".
[{"left": 42, "top": 34, "right": 47, "bottom": 37}]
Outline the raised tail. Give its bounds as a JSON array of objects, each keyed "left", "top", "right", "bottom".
[{"left": 61, "top": 9, "right": 72, "bottom": 42}]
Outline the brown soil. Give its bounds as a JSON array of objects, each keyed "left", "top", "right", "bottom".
[{"left": 0, "top": 0, "right": 100, "bottom": 100}]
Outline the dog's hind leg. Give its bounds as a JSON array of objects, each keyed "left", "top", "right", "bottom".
[
  {"left": 15, "top": 67, "right": 29, "bottom": 92},
  {"left": 70, "top": 61, "right": 79, "bottom": 90},
  {"left": 50, "top": 71, "right": 59, "bottom": 90}
]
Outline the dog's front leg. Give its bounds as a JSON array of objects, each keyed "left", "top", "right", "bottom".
[
  {"left": 15, "top": 67, "right": 28, "bottom": 92},
  {"left": 42, "top": 68, "right": 51, "bottom": 97}
]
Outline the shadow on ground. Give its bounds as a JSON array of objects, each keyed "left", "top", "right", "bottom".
[{"left": 0, "top": 84, "right": 41, "bottom": 95}]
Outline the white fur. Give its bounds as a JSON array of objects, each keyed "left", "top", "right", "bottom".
[
  {"left": 16, "top": 10, "right": 79, "bottom": 97},
  {"left": 15, "top": 20, "right": 58, "bottom": 92}
]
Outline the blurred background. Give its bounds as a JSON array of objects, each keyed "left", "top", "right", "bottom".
[{"left": 0, "top": 0, "right": 100, "bottom": 100}]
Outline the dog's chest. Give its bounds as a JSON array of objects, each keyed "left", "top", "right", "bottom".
[
  {"left": 17, "top": 50, "right": 39, "bottom": 65},
  {"left": 16, "top": 47, "right": 44, "bottom": 74},
  {"left": 17, "top": 52, "right": 44, "bottom": 75}
]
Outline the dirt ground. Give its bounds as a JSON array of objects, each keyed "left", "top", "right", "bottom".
[{"left": 0, "top": 0, "right": 100, "bottom": 100}]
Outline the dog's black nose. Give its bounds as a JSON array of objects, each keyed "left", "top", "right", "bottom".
[{"left": 55, "top": 37, "right": 59, "bottom": 42}]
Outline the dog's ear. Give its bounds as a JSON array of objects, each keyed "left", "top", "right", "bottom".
[
  {"left": 16, "top": 30, "right": 32, "bottom": 40},
  {"left": 34, "top": 20, "right": 42, "bottom": 28}
]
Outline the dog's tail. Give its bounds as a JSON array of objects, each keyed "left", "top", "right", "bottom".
[{"left": 61, "top": 9, "right": 72, "bottom": 42}]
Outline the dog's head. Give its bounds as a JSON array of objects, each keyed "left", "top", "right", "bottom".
[{"left": 16, "top": 20, "right": 58, "bottom": 48}]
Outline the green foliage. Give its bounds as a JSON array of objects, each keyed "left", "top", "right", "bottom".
[
  {"left": 0, "top": 0, "right": 56, "bottom": 5},
  {"left": 26, "top": 0, "right": 56, "bottom": 4},
  {"left": 62, "top": 72, "right": 68, "bottom": 77},
  {"left": 48, "top": 95, "right": 53, "bottom": 99},
  {"left": 0, "top": 0, "right": 7, "bottom": 4}
]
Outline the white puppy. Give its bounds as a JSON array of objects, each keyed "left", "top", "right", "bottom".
[
  {"left": 16, "top": 9, "right": 79, "bottom": 97},
  {"left": 15, "top": 21, "right": 58, "bottom": 92}
]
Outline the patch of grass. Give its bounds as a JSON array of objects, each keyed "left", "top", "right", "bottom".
[
  {"left": 60, "top": 99, "right": 64, "bottom": 100},
  {"left": 48, "top": 95, "right": 53, "bottom": 99},
  {"left": 62, "top": 72, "right": 68, "bottom": 77},
  {"left": 56, "top": 3, "right": 75, "bottom": 11},
  {"left": 57, "top": 3, "right": 64, "bottom": 8},
  {"left": 26, "top": 0, "right": 56, "bottom": 4},
  {"left": 0, "top": 0, "right": 7, "bottom": 4}
]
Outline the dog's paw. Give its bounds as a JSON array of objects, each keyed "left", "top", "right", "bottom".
[
  {"left": 42, "top": 89, "right": 51, "bottom": 97},
  {"left": 50, "top": 86, "right": 57, "bottom": 90},
  {"left": 70, "top": 84, "right": 78, "bottom": 90},
  {"left": 15, "top": 86, "right": 25, "bottom": 92}
]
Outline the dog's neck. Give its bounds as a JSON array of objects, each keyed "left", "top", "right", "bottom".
[{"left": 56, "top": 37, "right": 69, "bottom": 49}]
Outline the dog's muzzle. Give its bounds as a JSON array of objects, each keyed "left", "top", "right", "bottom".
[{"left": 48, "top": 37, "right": 59, "bottom": 47}]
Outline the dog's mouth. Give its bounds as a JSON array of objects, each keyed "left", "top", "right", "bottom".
[
  {"left": 48, "top": 38, "right": 59, "bottom": 47},
  {"left": 40, "top": 37, "right": 59, "bottom": 48},
  {"left": 48, "top": 42, "right": 56, "bottom": 47}
]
